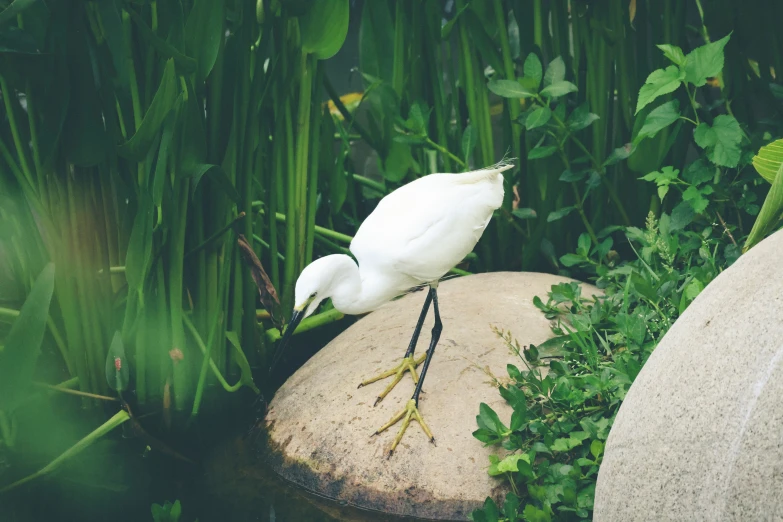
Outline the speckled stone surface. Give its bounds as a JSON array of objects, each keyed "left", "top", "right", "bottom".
[
  {"left": 594, "top": 229, "right": 783, "bottom": 521},
  {"left": 258, "top": 272, "right": 601, "bottom": 521}
]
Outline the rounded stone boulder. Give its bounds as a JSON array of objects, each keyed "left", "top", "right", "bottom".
[
  {"left": 594, "top": 228, "right": 783, "bottom": 521},
  {"left": 261, "top": 271, "right": 600, "bottom": 521}
]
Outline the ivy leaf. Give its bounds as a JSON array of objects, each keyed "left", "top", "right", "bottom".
[
  {"left": 525, "top": 106, "right": 552, "bottom": 130},
  {"left": 488, "top": 79, "right": 535, "bottom": 99},
  {"left": 694, "top": 115, "right": 742, "bottom": 167},
  {"left": 524, "top": 52, "right": 543, "bottom": 89},
  {"left": 543, "top": 56, "right": 566, "bottom": 87},
  {"left": 547, "top": 206, "right": 575, "bottom": 222},
  {"left": 684, "top": 33, "right": 732, "bottom": 87},
  {"left": 540, "top": 81, "right": 578, "bottom": 99},
  {"left": 590, "top": 439, "right": 604, "bottom": 459},
  {"left": 567, "top": 103, "right": 600, "bottom": 131},
  {"left": 552, "top": 437, "right": 582, "bottom": 452},
  {"left": 683, "top": 185, "right": 709, "bottom": 213},
  {"left": 637, "top": 100, "right": 680, "bottom": 141},
  {"left": 657, "top": 44, "right": 686, "bottom": 66},
  {"left": 635, "top": 65, "right": 683, "bottom": 114},
  {"left": 684, "top": 158, "right": 715, "bottom": 186},
  {"left": 523, "top": 504, "right": 552, "bottom": 522}
]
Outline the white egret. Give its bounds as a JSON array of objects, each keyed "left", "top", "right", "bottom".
[{"left": 272, "top": 160, "right": 514, "bottom": 455}]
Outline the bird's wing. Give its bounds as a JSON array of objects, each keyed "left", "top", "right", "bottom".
[{"left": 350, "top": 170, "right": 505, "bottom": 283}]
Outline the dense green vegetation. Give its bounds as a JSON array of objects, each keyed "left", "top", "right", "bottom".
[{"left": 1, "top": 0, "right": 782, "bottom": 520}]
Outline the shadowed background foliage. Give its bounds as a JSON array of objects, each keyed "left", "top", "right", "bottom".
[{"left": 1, "top": 0, "right": 782, "bottom": 520}]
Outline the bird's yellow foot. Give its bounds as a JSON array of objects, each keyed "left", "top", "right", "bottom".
[
  {"left": 358, "top": 353, "right": 427, "bottom": 406},
  {"left": 373, "top": 399, "right": 435, "bottom": 457}
]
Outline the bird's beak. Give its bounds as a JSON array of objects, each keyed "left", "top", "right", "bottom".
[{"left": 269, "top": 306, "right": 307, "bottom": 373}]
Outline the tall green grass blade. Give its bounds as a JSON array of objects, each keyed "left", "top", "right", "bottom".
[{"left": 0, "top": 262, "right": 55, "bottom": 413}]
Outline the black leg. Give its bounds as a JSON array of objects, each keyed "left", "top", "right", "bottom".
[
  {"left": 358, "top": 289, "right": 433, "bottom": 399},
  {"left": 411, "top": 286, "right": 442, "bottom": 406},
  {"left": 403, "top": 288, "right": 433, "bottom": 359}
]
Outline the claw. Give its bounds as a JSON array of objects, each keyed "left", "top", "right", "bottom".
[
  {"left": 359, "top": 354, "right": 426, "bottom": 404},
  {"left": 374, "top": 399, "right": 435, "bottom": 456}
]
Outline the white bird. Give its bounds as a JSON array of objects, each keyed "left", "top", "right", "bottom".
[{"left": 273, "top": 160, "right": 514, "bottom": 455}]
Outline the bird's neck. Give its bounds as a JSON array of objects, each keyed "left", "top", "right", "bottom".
[{"left": 328, "top": 257, "right": 403, "bottom": 315}]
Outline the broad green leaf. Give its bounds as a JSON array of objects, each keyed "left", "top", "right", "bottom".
[
  {"left": 504, "top": 493, "right": 521, "bottom": 519},
  {"left": 694, "top": 115, "right": 742, "bottom": 167},
  {"left": 522, "top": 504, "right": 552, "bottom": 522},
  {"left": 559, "top": 169, "right": 587, "bottom": 182},
  {"left": 635, "top": 65, "right": 683, "bottom": 114},
  {"left": 524, "top": 52, "right": 543, "bottom": 89},
  {"left": 105, "top": 331, "right": 129, "bottom": 392},
  {"left": 684, "top": 157, "right": 715, "bottom": 186},
  {"left": 525, "top": 106, "right": 551, "bottom": 130},
  {"left": 126, "top": 8, "right": 197, "bottom": 74},
  {"left": 684, "top": 33, "right": 731, "bottom": 87},
  {"left": 301, "top": 0, "right": 349, "bottom": 60},
  {"left": 125, "top": 194, "right": 154, "bottom": 297},
  {"left": 184, "top": 0, "right": 224, "bottom": 79},
  {"left": 528, "top": 145, "right": 557, "bottom": 160},
  {"left": 95, "top": 0, "right": 129, "bottom": 87},
  {"left": 683, "top": 185, "right": 709, "bottom": 213},
  {"left": 440, "top": 2, "right": 469, "bottom": 39},
  {"left": 560, "top": 254, "right": 584, "bottom": 267},
  {"left": 540, "top": 80, "right": 577, "bottom": 99},
  {"left": 547, "top": 206, "right": 575, "bottom": 222},
  {"left": 604, "top": 143, "right": 636, "bottom": 166},
  {"left": 543, "top": 56, "right": 565, "bottom": 87},
  {"left": 152, "top": 110, "right": 179, "bottom": 207},
  {"left": 512, "top": 208, "right": 536, "bottom": 220},
  {"left": 117, "top": 59, "right": 180, "bottom": 161},
  {"left": 0, "top": 25, "right": 39, "bottom": 54},
  {"left": 465, "top": 12, "right": 504, "bottom": 76},
  {"left": 670, "top": 201, "right": 695, "bottom": 231},
  {"left": 567, "top": 103, "right": 599, "bottom": 131},
  {"left": 359, "top": 0, "right": 394, "bottom": 82},
  {"left": 552, "top": 436, "right": 582, "bottom": 452},
  {"left": 637, "top": 100, "right": 680, "bottom": 141},
  {"left": 462, "top": 124, "right": 477, "bottom": 163},
  {"left": 188, "top": 164, "right": 241, "bottom": 204},
  {"left": 383, "top": 141, "right": 414, "bottom": 182},
  {"left": 752, "top": 138, "right": 783, "bottom": 184},
  {"left": 0, "top": 0, "right": 37, "bottom": 25},
  {"left": 487, "top": 79, "right": 535, "bottom": 99},
  {"left": 746, "top": 157, "right": 783, "bottom": 251},
  {"left": 477, "top": 403, "right": 508, "bottom": 435},
  {"left": 488, "top": 453, "right": 530, "bottom": 475},
  {"left": 657, "top": 44, "right": 686, "bottom": 66},
  {"left": 0, "top": 263, "right": 55, "bottom": 412},
  {"left": 225, "top": 332, "right": 260, "bottom": 394},
  {"left": 482, "top": 498, "right": 499, "bottom": 522}
]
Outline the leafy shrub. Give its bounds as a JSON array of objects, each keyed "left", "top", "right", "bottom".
[{"left": 471, "top": 32, "right": 756, "bottom": 522}]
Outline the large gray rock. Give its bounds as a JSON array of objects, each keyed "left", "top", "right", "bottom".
[
  {"left": 594, "top": 229, "right": 783, "bottom": 521},
  {"left": 205, "top": 272, "right": 601, "bottom": 521}
]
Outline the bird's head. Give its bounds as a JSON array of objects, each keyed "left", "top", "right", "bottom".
[
  {"left": 271, "top": 255, "right": 353, "bottom": 371},
  {"left": 292, "top": 256, "right": 339, "bottom": 320}
]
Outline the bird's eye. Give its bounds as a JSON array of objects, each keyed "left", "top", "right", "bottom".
[{"left": 310, "top": 292, "right": 317, "bottom": 298}]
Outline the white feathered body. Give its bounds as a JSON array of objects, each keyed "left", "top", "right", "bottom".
[{"left": 347, "top": 164, "right": 511, "bottom": 307}]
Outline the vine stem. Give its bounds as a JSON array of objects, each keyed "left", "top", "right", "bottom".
[
  {"left": 425, "top": 137, "right": 466, "bottom": 168},
  {"left": 539, "top": 96, "right": 631, "bottom": 225}
]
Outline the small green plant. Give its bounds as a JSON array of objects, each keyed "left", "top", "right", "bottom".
[
  {"left": 471, "top": 209, "right": 737, "bottom": 521},
  {"left": 152, "top": 499, "right": 195, "bottom": 522}
]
